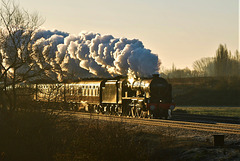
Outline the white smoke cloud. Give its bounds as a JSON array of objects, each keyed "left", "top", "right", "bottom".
[{"left": 2, "top": 28, "right": 161, "bottom": 82}]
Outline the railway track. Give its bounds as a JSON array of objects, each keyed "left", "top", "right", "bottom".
[
  {"left": 60, "top": 111, "right": 240, "bottom": 135},
  {"left": 172, "top": 113, "right": 240, "bottom": 124}
]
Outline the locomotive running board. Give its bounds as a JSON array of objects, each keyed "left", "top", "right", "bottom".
[{"left": 122, "top": 97, "right": 144, "bottom": 100}]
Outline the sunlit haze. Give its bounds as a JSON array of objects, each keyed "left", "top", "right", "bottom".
[{"left": 18, "top": 0, "right": 239, "bottom": 69}]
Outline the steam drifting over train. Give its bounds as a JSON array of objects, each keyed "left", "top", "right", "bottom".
[{"left": 27, "top": 29, "right": 161, "bottom": 82}]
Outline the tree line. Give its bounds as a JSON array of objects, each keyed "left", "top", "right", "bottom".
[
  {"left": 162, "top": 44, "right": 240, "bottom": 78},
  {"left": 0, "top": 0, "right": 45, "bottom": 110}
]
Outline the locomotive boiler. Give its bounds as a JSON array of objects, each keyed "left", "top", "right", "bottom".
[{"left": 35, "top": 74, "right": 175, "bottom": 119}]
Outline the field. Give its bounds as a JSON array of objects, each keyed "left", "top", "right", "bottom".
[
  {"left": 1, "top": 108, "right": 239, "bottom": 161},
  {"left": 174, "top": 106, "right": 240, "bottom": 117},
  {"left": 0, "top": 109, "right": 200, "bottom": 161},
  {"left": 170, "top": 77, "right": 240, "bottom": 107}
]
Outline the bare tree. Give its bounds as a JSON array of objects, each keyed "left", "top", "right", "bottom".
[
  {"left": 192, "top": 57, "right": 214, "bottom": 77},
  {"left": 0, "top": 0, "right": 44, "bottom": 110}
]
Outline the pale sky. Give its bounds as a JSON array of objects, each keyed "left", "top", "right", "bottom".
[{"left": 18, "top": 0, "right": 239, "bottom": 69}]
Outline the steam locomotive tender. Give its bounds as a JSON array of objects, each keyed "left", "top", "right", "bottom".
[{"left": 35, "top": 74, "right": 175, "bottom": 119}]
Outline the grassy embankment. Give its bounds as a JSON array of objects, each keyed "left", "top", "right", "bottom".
[
  {"left": 0, "top": 107, "right": 208, "bottom": 161},
  {"left": 169, "top": 77, "right": 240, "bottom": 107}
]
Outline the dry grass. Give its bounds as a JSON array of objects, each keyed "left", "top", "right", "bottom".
[
  {"left": 0, "top": 108, "right": 184, "bottom": 161},
  {"left": 0, "top": 97, "right": 214, "bottom": 161}
]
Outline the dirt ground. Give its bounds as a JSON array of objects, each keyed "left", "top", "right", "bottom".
[{"left": 127, "top": 122, "right": 240, "bottom": 161}]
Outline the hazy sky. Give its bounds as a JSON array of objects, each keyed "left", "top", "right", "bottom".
[{"left": 18, "top": 0, "right": 239, "bottom": 69}]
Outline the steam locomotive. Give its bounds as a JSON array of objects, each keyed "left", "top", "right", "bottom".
[{"left": 34, "top": 74, "right": 175, "bottom": 119}]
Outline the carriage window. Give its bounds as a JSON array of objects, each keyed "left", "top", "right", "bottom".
[
  {"left": 96, "top": 87, "right": 99, "bottom": 96},
  {"left": 88, "top": 89, "right": 91, "bottom": 96},
  {"left": 70, "top": 86, "right": 74, "bottom": 95},
  {"left": 78, "top": 87, "right": 82, "bottom": 95}
]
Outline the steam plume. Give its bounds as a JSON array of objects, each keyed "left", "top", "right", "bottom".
[{"left": 3, "top": 29, "right": 161, "bottom": 82}]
